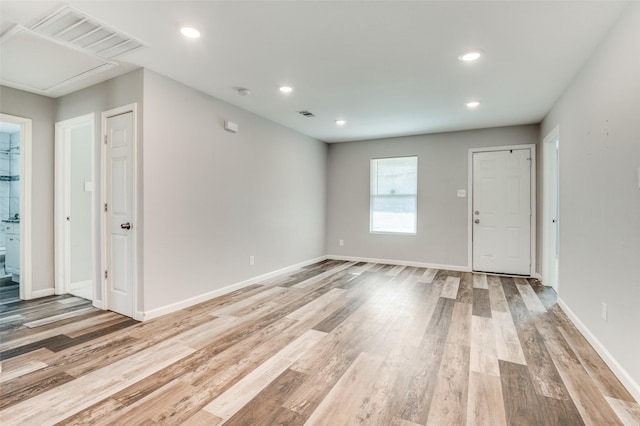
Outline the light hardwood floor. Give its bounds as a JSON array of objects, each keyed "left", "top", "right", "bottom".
[{"left": 1, "top": 260, "right": 639, "bottom": 425}]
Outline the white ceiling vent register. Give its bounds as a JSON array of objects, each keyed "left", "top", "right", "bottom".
[
  {"left": 30, "top": 6, "right": 146, "bottom": 59},
  {"left": 0, "top": 6, "right": 147, "bottom": 95}
]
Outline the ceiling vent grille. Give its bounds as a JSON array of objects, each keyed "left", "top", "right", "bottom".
[
  {"left": 30, "top": 6, "right": 147, "bottom": 59},
  {"left": 0, "top": 25, "right": 117, "bottom": 94},
  {"left": 298, "top": 110, "right": 316, "bottom": 118}
]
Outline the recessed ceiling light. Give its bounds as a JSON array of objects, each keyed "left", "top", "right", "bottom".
[
  {"left": 279, "top": 86, "right": 293, "bottom": 93},
  {"left": 335, "top": 119, "right": 346, "bottom": 126},
  {"left": 458, "top": 50, "right": 482, "bottom": 62},
  {"left": 180, "top": 27, "right": 200, "bottom": 39},
  {"left": 466, "top": 101, "right": 481, "bottom": 108}
]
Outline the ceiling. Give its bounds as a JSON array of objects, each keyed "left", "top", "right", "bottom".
[{"left": 0, "top": 1, "right": 629, "bottom": 143}]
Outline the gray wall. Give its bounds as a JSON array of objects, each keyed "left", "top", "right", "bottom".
[
  {"left": 0, "top": 86, "right": 56, "bottom": 292},
  {"left": 541, "top": 1, "right": 640, "bottom": 393},
  {"left": 326, "top": 125, "right": 539, "bottom": 268},
  {"left": 142, "top": 70, "right": 327, "bottom": 312},
  {"left": 56, "top": 69, "right": 144, "bottom": 307}
]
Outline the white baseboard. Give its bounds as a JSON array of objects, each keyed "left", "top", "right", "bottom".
[
  {"left": 141, "top": 256, "right": 328, "bottom": 321},
  {"left": 558, "top": 297, "right": 640, "bottom": 403},
  {"left": 532, "top": 272, "right": 544, "bottom": 282},
  {"left": 29, "top": 287, "right": 55, "bottom": 299},
  {"left": 92, "top": 299, "right": 104, "bottom": 309},
  {"left": 68, "top": 279, "right": 92, "bottom": 291},
  {"left": 327, "top": 255, "right": 471, "bottom": 272}
]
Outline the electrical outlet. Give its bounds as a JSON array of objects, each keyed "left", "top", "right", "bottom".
[
  {"left": 249, "top": 256, "right": 255, "bottom": 266},
  {"left": 457, "top": 189, "right": 466, "bottom": 198},
  {"left": 601, "top": 302, "right": 608, "bottom": 322},
  {"left": 339, "top": 239, "right": 344, "bottom": 247}
]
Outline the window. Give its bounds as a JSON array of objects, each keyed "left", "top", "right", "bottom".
[{"left": 370, "top": 156, "right": 417, "bottom": 234}]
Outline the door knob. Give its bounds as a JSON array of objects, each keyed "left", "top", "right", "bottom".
[
  {"left": 121, "top": 222, "right": 131, "bottom": 230},
  {"left": 474, "top": 219, "right": 480, "bottom": 224}
]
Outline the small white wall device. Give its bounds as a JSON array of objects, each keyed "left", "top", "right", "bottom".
[{"left": 224, "top": 120, "right": 238, "bottom": 133}]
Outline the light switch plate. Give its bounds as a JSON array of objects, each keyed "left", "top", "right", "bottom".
[
  {"left": 224, "top": 120, "right": 238, "bottom": 133},
  {"left": 457, "top": 189, "right": 466, "bottom": 198}
]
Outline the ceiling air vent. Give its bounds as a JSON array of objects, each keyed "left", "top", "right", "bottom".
[
  {"left": 298, "top": 110, "right": 316, "bottom": 118},
  {"left": 30, "top": 6, "right": 147, "bottom": 59},
  {"left": 0, "top": 25, "right": 117, "bottom": 94}
]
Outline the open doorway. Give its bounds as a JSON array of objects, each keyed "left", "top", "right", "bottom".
[
  {"left": 542, "top": 127, "right": 560, "bottom": 291},
  {"left": 55, "top": 114, "right": 95, "bottom": 301},
  {"left": 0, "top": 113, "right": 32, "bottom": 301}
]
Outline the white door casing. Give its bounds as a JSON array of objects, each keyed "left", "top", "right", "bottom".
[
  {"left": 102, "top": 105, "right": 137, "bottom": 318},
  {"left": 471, "top": 146, "right": 535, "bottom": 276},
  {"left": 55, "top": 113, "right": 95, "bottom": 300}
]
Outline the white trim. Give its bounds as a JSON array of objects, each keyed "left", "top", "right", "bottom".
[
  {"left": 30, "top": 288, "right": 55, "bottom": 298},
  {"left": 67, "top": 279, "right": 92, "bottom": 291},
  {"left": 558, "top": 298, "right": 640, "bottom": 403},
  {"left": 467, "top": 144, "right": 537, "bottom": 277},
  {"left": 101, "top": 104, "right": 138, "bottom": 318},
  {"left": 327, "top": 255, "right": 471, "bottom": 272},
  {"left": 0, "top": 113, "right": 33, "bottom": 300},
  {"left": 54, "top": 113, "right": 95, "bottom": 298},
  {"left": 92, "top": 299, "right": 104, "bottom": 309},
  {"left": 141, "top": 256, "right": 328, "bottom": 321},
  {"left": 541, "top": 126, "right": 560, "bottom": 290}
]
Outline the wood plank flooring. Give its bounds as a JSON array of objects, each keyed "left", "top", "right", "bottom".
[{"left": 1, "top": 260, "right": 639, "bottom": 425}]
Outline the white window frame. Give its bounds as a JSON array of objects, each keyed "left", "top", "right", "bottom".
[{"left": 370, "top": 155, "right": 418, "bottom": 235}]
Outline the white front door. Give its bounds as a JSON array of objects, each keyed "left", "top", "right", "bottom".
[
  {"left": 105, "top": 110, "right": 135, "bottom": 317},
  {"left": 472, "top": 148, "right": 532, "bottom": 275}
]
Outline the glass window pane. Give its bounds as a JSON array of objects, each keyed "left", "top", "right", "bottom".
[
  {"left": 371, "top": 196, "right": 416, "bottom": 233},
  {"left": 370, "top": 156, "right": 417, "bottom": 234}
]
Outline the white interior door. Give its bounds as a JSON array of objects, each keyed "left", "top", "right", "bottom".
[
  {"left": 472, "top": 148, "right": 532, "bottom": 275},
  {"left": 105, "top": 111, "right": 134, "bottom": 317},
  {"left": 55, "top": 114, "right": 94, "bottom": 300},
  {"left": 543, "top": 132, "right": 559, "bottom": 290}
]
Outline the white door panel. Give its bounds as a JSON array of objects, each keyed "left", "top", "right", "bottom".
[
  {"left": 106, "top": 111, "right": 134, "bottom": 317},
  {"left": 473, "top": 149, "right": 531, "bottom": 275}
]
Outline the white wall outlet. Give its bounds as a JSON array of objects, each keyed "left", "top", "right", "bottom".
[
  {"left": 339, "top": 239, "right": 344, "bottom": 247},
  {"left": 249, "top": 255, "right": 255, "bottom": 266},
  {"left": 457, "top": 189, "right": 466, "bottom": 198},
  {"left": 84, "top": 181, "right": 93, "bottom": 192},
  {"left": 601, "top": 302, "right": 608, "bottom": 321}
]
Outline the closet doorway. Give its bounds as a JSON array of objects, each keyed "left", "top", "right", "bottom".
[{"left": 55, "top": 114, "right": 95, "bottom": 301}]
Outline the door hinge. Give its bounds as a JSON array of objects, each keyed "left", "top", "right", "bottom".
[
  {"left": 104, "top": 270, "right": 108, "bottom": 279},
  {"left": 104, "top": 203, "right": 108, "bottom": 213},
  {"left": 104, "top": 134, "right": 108, "bottom": 144}
]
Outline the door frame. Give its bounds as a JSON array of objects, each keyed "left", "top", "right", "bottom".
[
  {"left": 54, "top": 113, "right": 95, "bottom": 297},
  {"left": 467, "top": 144, "right": 537, "bottom": 276},
  {"left": 101, "top": 103, "right": 139, "bottom": 319},
  {"left": 0, "top": 113, "right": 33, "bottom": 300},
  {"left": 542, "top": 126, "right": 560, "bottom": 290}
]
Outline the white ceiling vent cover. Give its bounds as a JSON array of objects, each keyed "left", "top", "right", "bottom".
[
  {"left": 31, "top": 6, "right": 147, "bottom": 59},
  {"left": 0, "top": 25, "right": 117, "bottom": 94}
]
